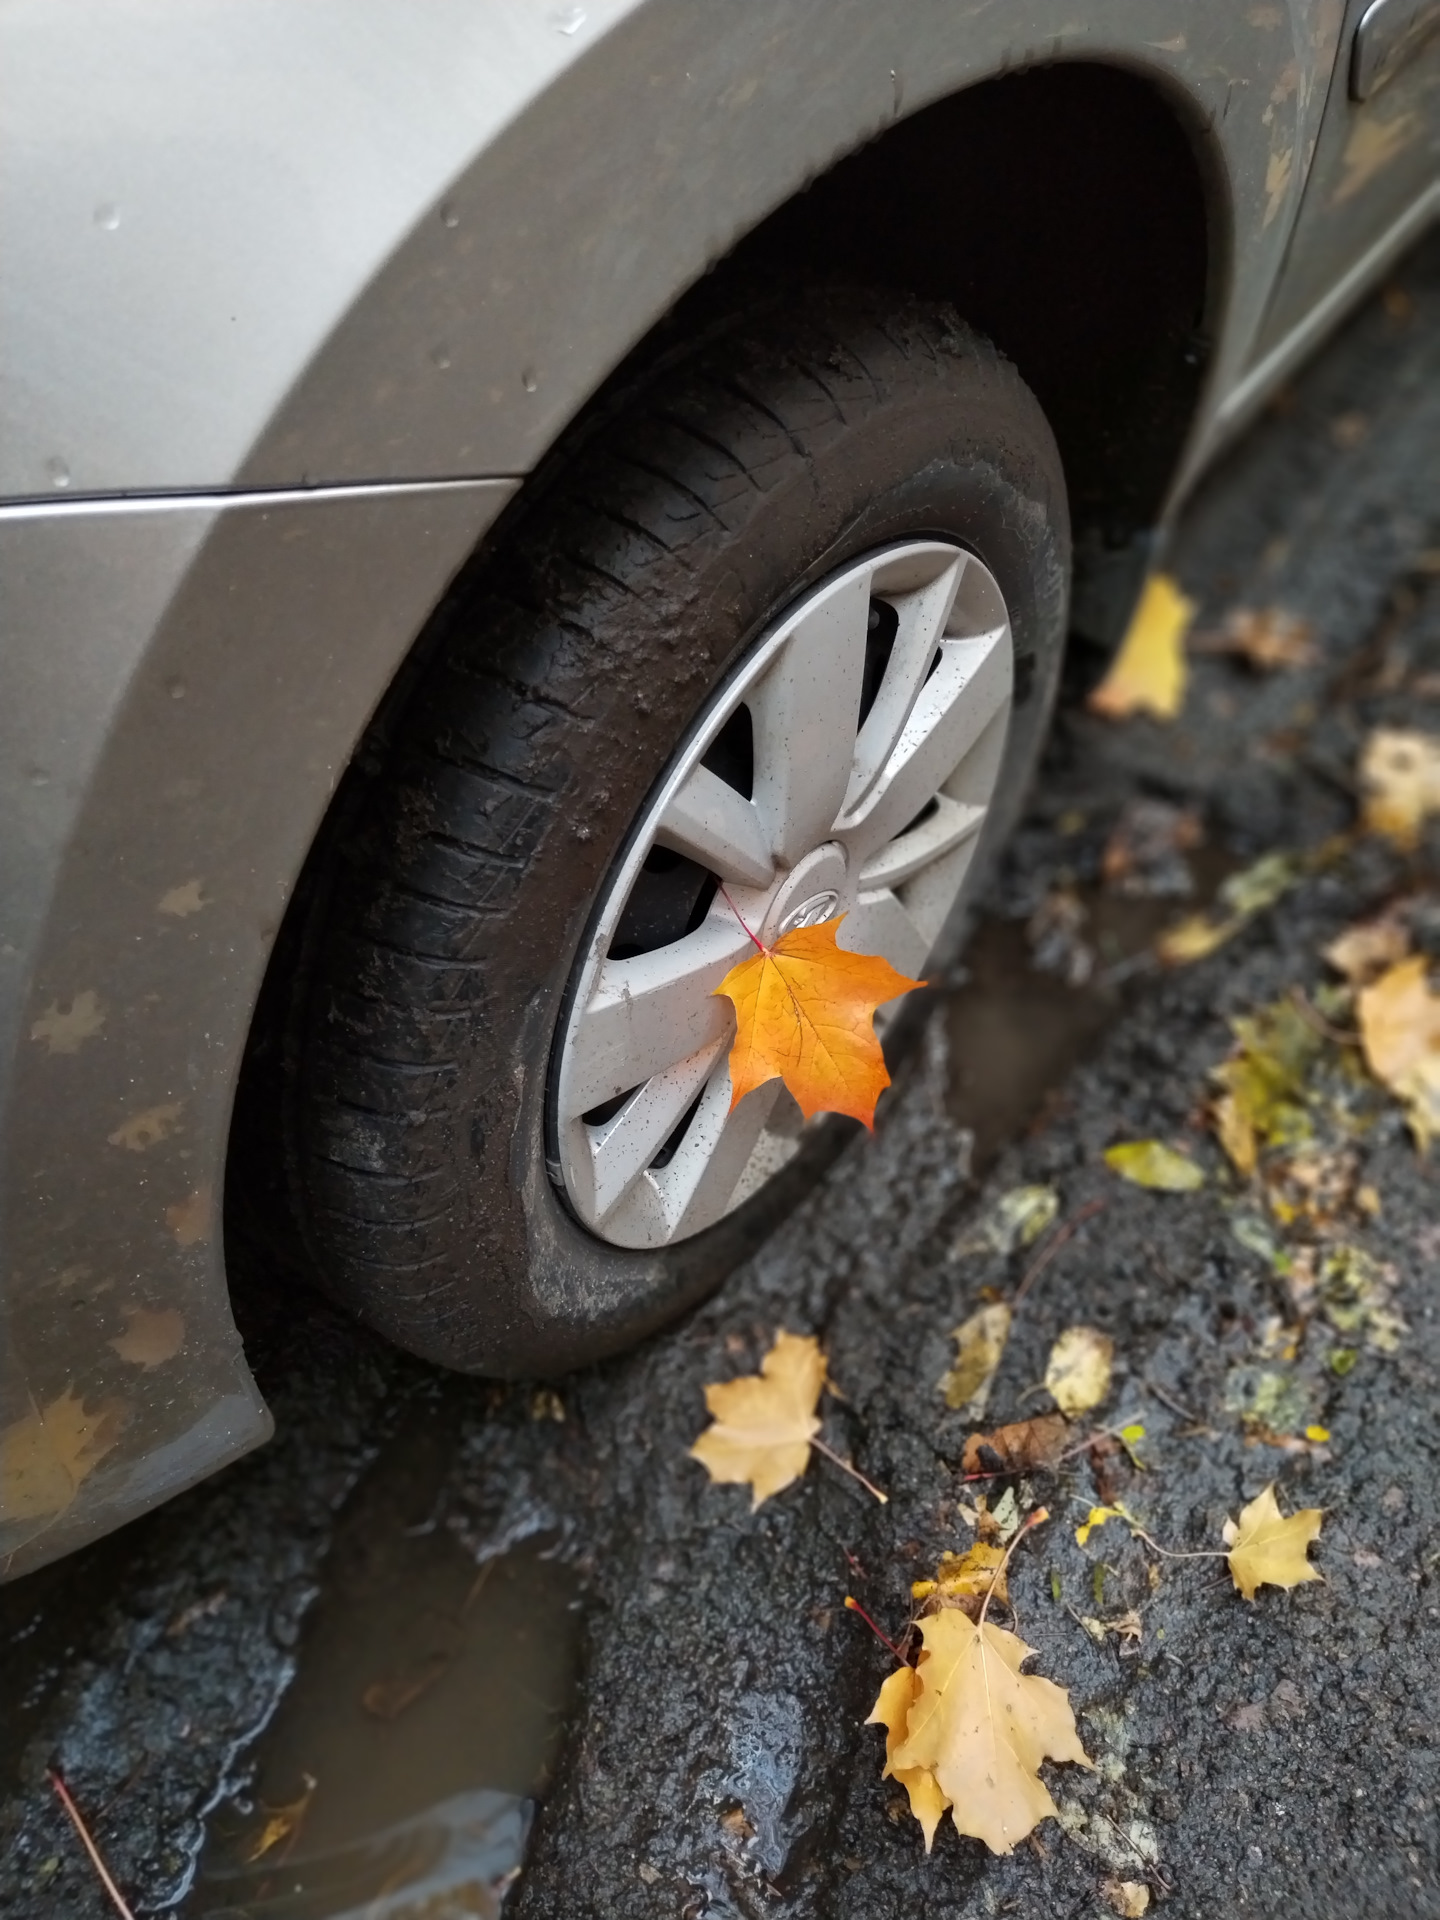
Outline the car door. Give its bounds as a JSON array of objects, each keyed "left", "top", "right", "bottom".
[{"left": 1250, "top": 0, "right": 1440, "bottom": 366}]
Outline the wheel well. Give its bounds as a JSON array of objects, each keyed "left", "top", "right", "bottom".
[{"left": 650, "top": 62, "right": 1218, "bottom": 645}]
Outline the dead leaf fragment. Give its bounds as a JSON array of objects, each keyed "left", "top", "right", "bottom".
[
  {"left": 714, "top": 916, "right": 922, "bottom": 1129},
  {"left": 1105, "top": 1140, "right": 1205, "bottom": 1191},
  {"left": 0, "top": 1388, "right": 126, "bottom": 1523},
  {"left": 110, "top": 1306, "right": 186, "bottom": 1369},
  {"left": 1102, "top": 1878, "right": 1152, "bottom": 1917},
  {"left": 1156, "top": 850, "right": 1301, "bottom": 966},
  {"left": 1324, "top": 908, "right": 1411, "bottom": 985},
  {"left": 690, "top": 1329, "right": 825, "bottom": 1509},
  {"left": 108, "top": 1101, "right": 184, "bottom": 1152},
  {"left": 1045, "top": 1327, "right": 1114, "bottom": 1415},
  {"left": 1223, "top": 1484, "right": 1323, "bottom": 1600},
  {"left": 1194, "top": 607, "right": 1316, "bottom": 672},
  {"left": 939, "top": 1302, "right": 1011, "bottom": 1415},
  {"left": 158, "top": 879, "right": 208, "bottom": 917},
  {"left": 241, "top": 1776, "right": 316, "bottom": 1865},
  {"left": 29, "top": 990, "right": 105, "bottom": 1055},
  {"left": 1087, "top": 574, "right": 1195, "bottom": 721},
  {"left": 1358, "top": 955, "right": 1440, "bottom": 1150},
  {"left": 962, "top": 1413, "right": 1070, "bottom": 1476},
  {"left": 165, "top": 1186, "right": 211, "bottom": 1247},
  {"left": 912, "top": 1542, "right": 1010, "bottom": 1618},
  {"left": 955, "top": 1185, "right": 1059, "bottom": 1258},
  {"left": 1359, "top": 727, "right": 1440, "bottom": 847},
  {"left": 1102, "top": 798, "right": 1202, "bottom": 899},
  {"left": 889, "top": 1610, "right": 1092, "bottom": 1854}
]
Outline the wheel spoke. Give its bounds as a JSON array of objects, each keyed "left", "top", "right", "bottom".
[
  {"left": 843, "top": 551, "right": 965, "bottom": 816},
  {"left": 654, "top": 1067, "right": 781, "bottom": 1237},
  {"left": 581, "top": 1038, "right": 728, "bottom": 1223},
  {"left": 559, "top": 915, "right": 750, "bottom": 1116},
  {"left": 749, "top": 566, "right": 871, "bottom": 863},
  {"left": 858, "top": 791, "right": 986, "bottom": 891},
  {"left": 654, "top": 762, "right": 774, "bottom": 887},
  {"left": 840, "top": 886, "right": 932, "bottom": 981},
  {"left": 839, "top": 628, "right": 1010, "bottom": 864}
]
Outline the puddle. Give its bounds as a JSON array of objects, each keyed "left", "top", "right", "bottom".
[
  {"left": 187, "top": 1406, "right": 579, "bottom": 1920},
  {"left": 948, "top": 851, "right": 1236, "bottom": 1166}
]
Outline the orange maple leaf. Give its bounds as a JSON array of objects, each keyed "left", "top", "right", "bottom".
[{"left": 713, "top": 915, "right": 923, "bottom": 1130}]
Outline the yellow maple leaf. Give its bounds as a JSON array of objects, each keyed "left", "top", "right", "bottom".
[
  {"left": 1044, "top": 1326, "right": 1114, "bottom": 1415},
  {"left": 1357, "top": 955, "right": 1440, "bottom": 1151},
  {"left": 866, "top": 1665, "right": 951, "bottom": 1852},
  {"left": 1223, "top": 1484, "right": 1323, "bottom": 1601},
  {"left": 1358, "top": 727, "right": 1440, "bottom": 848},
  {"left": 1086, "top": 573, "right": 1195, "bottom": 721},
  {"left": 888, "top": 1610, "right": 1091, "bottom": 1854},
  {"left": 689, "top": 1330, "right": 825, "bottom": 1509},
  {"left": 714, "top": 916, "right": 922, "bottom": 1129}
]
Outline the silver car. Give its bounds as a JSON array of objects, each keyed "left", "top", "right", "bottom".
[{"left": 2, "top": 0, "right": 1437, "bottom": 1579}]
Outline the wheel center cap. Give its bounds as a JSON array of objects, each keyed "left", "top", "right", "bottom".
[
  {"left": 760, "top": 841, "right": 850, "bottom": 944},
  {"left": 778, "top": 889, "right": 840, "bottom": 934}
]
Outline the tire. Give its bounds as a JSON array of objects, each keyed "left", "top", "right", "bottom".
[{"left": 291, "top": 288, "right": 1069, "bottom": 1374}]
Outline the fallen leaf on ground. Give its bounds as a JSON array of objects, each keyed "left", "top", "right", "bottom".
[
  {"left": 1078, "top": 1608, "right": 1143, "bottom": 1646},
  {"left": 1045, "top": 1327, "right": 1114, "bottom": 1415},
  {"left": 1026, "top": 885, "right": 1094, "bottom": 985},
  {"left": 1358, "top": 954, "right": 1440, "bottom": 1150},
  {"left": 867, "top": 1666, "right": 951, "bottom": 1851},
  {"left": 1324, "top": 907, "right": 1412, "bottom": 984},
  {"left": 1105, "top": 1140, "right": 1205, "bottom": 1191},
  {"left": 241, "top": 1777, "right": 316, "bottom": 1864},
  {"left": 690, "top": 1329, "right": 825, "bottom": 1509},
  {"left": 955, "top": 1185, "right": 1060, "bottom": 1258},
  {"left": 1193, "top": 607, "right": 1316, "bottom": 672},
  {"left": 1087, "top": 573, "right": 1195, "bottom": 721},
  {"left": 1101, "top": 798, "right": 1203, "bottom": 898},
  {"left": 1223, "top": 1484, "right": 1323, "bottom": 1600},
  {"left": 962, "top": 1413, "right": 1071, "bottom": 1476},
  {"left": 911, "top": 1542, "right": 1009, "bottom": 1617},
  {"left": 1156, "top": 850, "right": 1301, "bottom": 966},
  {"left": 886, "top": 1610, "right": 1091, "bottom": 1854},
  {"left": 1359, "top": 727, "right": 1440, "bottom": 848},
  {"left": 714, "top": 916, "right": 922, "bottom": 1129},
  {"left": 939, "top": 1302, "right": 1011, "bottom": 1415},
  {"left": 1291, "top": 1242, "right": 1406, "bottom": 1353},
  {"left": 1102, "top": 1877, "right": 1153, "bottom": 1917},
  {"left": 1210, "top": 995, "right": 1323, "bottom": 1177},
  {"left": 1075, "top": 1502, "right": 1135, "bottom": 1547}
]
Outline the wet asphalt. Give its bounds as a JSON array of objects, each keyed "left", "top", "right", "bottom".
[{"left": 3, "top": 234, "right": 1440, "bottom": 1920}]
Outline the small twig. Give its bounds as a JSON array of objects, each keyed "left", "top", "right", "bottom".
[
  {"left": 1287, "top": 984, "right": 1360, "bottom": 1047},
  {"left": 844, "top": 1594, "right": 908, "bottom": 1663},
  {"left": 1013, "top": 1198, "right": 1106, "bottom": 1306},
  {"left": 812, "top": 1435, "right": 889, "bottom": 1504},
  {"left": 47, "top": 1771, "right": 136, "bottom": 1920},
  {"left": 1055, "top": 1415, "right": 1147, "bottom": 1465},
  {"left": 1143, "top": 1376, "right": 1206, "bottom": 1427},
  {"left": 718, "top": 883, "right": 766, "bottom": 954}
]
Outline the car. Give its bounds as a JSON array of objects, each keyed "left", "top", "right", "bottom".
[{"left": 2, "top": 0, "right": 1437, "bottom": 1580}]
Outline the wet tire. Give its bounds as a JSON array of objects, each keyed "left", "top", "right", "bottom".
[{"left": 291, "top": 289, "right": 1070, "bottom": 1373}]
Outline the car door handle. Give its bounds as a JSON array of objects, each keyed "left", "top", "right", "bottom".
[{"left": 1351, "top": 0, "right": 1440, "bottom": 99}]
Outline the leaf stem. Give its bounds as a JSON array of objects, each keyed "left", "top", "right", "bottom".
[
  {"left": 844, "top": 1594, "right": 908, "bottom": 1663},
  {"left": 812, "top": 1435, "right": 889, "bottom": 1504},
  {"left": 718, "top": 882, "right": 766, "bottom": 954},
  {"left": 47, "top": 1771, "right": 136, "bottom": 1920},
  {"left": 979, "top": 1507, "right": 1050, "bottom": 1631}
]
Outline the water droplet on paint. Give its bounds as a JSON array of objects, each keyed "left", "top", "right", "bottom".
[
  {"left": 521, "top": 368, "right": 538, "bottom": 394},
  {"left": 439, "top": 200, "right": 460, "bottom": 230},
  {"left": 549, "top": 5, "right": 586, "bottom": 32},
  {"left": 46, "top": 457, "right": 71, "bottom": 489},
  {"left": 93, "top": 202, "right": 120, "bottom": 231}
]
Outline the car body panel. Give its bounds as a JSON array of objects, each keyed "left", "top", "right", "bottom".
[
  {"left": 0, "top": 0, "right": 1432, "bottom": 1576},
  {"left": 0, "top": 481, "right": 514, "bottom": 1576}
]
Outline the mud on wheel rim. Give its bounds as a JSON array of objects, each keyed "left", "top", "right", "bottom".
[{"left": 551, "top": 539, "right": 1014, "bottom": 1251}]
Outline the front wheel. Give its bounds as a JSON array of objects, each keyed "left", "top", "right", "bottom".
[{"left": 291, "top": 290, "right": 1070, "bottom": 1373}]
